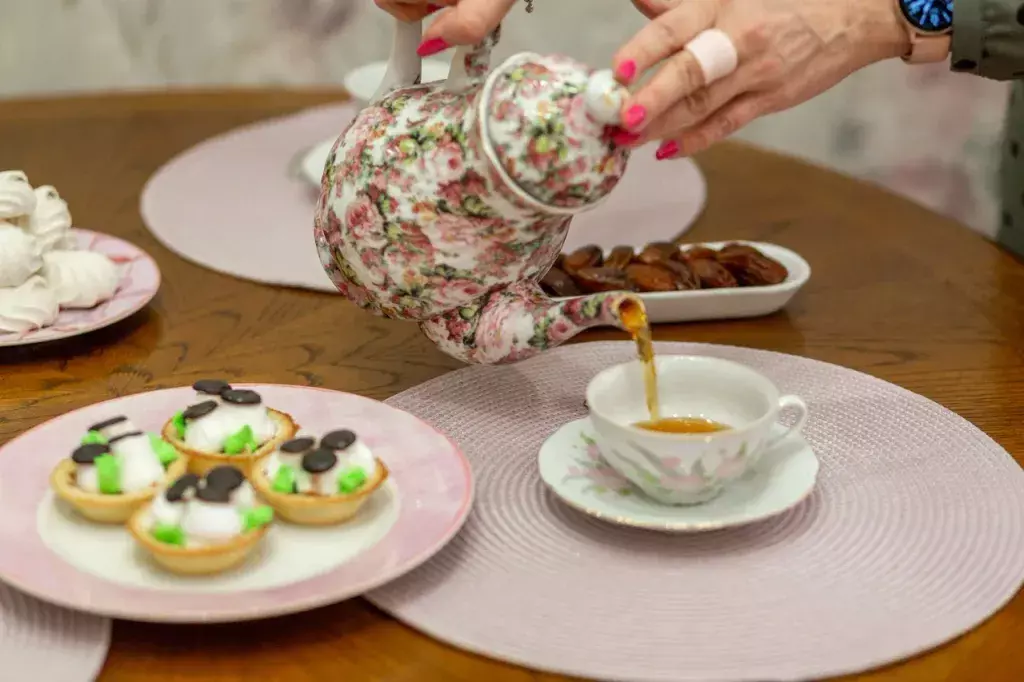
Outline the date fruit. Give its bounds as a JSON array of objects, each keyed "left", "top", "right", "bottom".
[
  {"left": 680, "top": 246, "right": 719, "bottom": 262},
  {"left": 541, "top": 266, "right": 583, "bottom": 297},
  {"left": 657, "top": 259, "right": 701, "bottom": 289},
  {"left": 637, "top": 241, "right": 679, "bottom": 265},
  {"left": 625, "top": 263, "right": 684, "bottom": 292},
  {"left": 562, "top": 245, "right": 603, "bottom": 274},
  {"left": 716, "top": 247, "right": 788, "bottom": 285},
  {"left": 605, "top": 245, "right": 635, "bottom": 269},
  {"left": 689, "top": 258, "right": 737, "bottom": 288},
  {"left": 574, "top": 266, "right": 631, "bottom": 293}
]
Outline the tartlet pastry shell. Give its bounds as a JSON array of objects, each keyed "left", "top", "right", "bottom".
[
  {"left": 50, "top": 457, "right": 189, "bottom": 524},
  {"left": 251, "top": 459, "right": 389, "bottom": 526},
  {"left": 161, "top": 408, "right": 298, "bottom": 476},
  {"left": 128, "top": 506, "right": 269, "bottom": 576}
]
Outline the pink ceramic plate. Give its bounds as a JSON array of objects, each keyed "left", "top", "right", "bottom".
[
  {"left": 0, "top": 229, "right": 161, "bottom": 347},
  {"left": 0, "top": 384, "right": 473, "bottom": 623}
]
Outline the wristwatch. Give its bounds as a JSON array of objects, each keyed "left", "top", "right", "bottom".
[{"left": 894, "top": 0, "right": 953, "bottom": 63}]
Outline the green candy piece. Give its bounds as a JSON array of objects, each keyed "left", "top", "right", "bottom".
[
  {"left": 337, "top": 466, "right": 368, "bottom": 494},
  {"left": 149, "top": 433, "right": 179, "bottom": 468},
  {"left": 81, "top": 430, "right": 107, "bottom": 445},
  {"left": 241, "top": 505, "right": 274, "bottom": 532},
  {"left": 95, "top": 454, "right": 121, "bottom": 495},
  {"left": 271, "top": 465, "right": 297, "bottom": 495},
  {"left": 151, "top": 524, "right": 186, "bottom": 546},
  {"left": 171, "top": 411, "right": 187, "bottom": 439},
  {"left": 223, "top": 425, "right": 258, "bottom": 455}
]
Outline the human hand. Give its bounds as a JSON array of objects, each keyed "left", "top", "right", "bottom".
[
  {"left": 373, "top": 0, "right": 518, "bottom": 55},
  {"left": 612, "top": 0, "right": 912, "bottom": 159}
]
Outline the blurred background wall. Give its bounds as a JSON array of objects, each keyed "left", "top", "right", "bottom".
[{"left": 0, "top": 0, "right": 1009, "bottom": 236}]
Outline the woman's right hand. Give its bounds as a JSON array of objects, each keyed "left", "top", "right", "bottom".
[{"left": 374, "top": 0, "right": 518, "bottom": 55}]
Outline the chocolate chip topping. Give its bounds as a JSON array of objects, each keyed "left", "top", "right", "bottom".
[
  {"left": 195, "top": 484, "right": 232, "bottom": 504},
  {"left": 320, "top": 429, "right": 357, "bottom": 451},
  {"left": 182, "top": 400, "right": 218, "bottom": 420},
  {"left": 205, "top": 465, "right": 245, "bottom": 491},
  {"left": 280, "top": 437, "right": 315, "bottom": 454},
  {"left": 165, "top": 474, "right": 201, "bottom": 502},
  {"left": 87, "top": 416, "right": 128, "bottom": 432},
  {"left": 72, "top": 443, "right": 108, "bottom": 465},
  {"left": 221, "top": 389, "right": 262, "bottom": 406},
  {"left": 193, "top": 379, "right": 232, "bottom": 396},
  {"left": 107, "top": 430, "right": 144, "bottom": 445},
  {"left": 301, "top": 448, "right": 338, "bottom": 474}
]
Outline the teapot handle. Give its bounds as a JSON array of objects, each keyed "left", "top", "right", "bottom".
[{"left": 371, "top": 18, "right": 501, "bottom": 102}]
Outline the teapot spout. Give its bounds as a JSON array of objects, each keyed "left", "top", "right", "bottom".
[{"left": 420, "top": 281, "right": 644, "bottom": 365}]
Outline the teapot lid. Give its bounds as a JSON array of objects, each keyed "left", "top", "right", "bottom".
[{"left": 477, "top": 53, "right": 630, "bottom": 214}]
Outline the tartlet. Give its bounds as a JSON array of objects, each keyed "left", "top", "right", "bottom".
[
  {"left": 162, "top": 379, "right": 298, "bottom": 476},
  {"left": 128, "top": 465, "right": 274, "bottom": 576},
  {"left": 251, "top": 429, "right": 389, "bottom": 525},
  {"left": 51, "top": 415, "right": 188, "bottom": 524}
]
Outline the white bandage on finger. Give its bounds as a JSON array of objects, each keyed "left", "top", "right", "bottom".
[{"left": 684, "top": 28, "right": 739, "bottom": 86}]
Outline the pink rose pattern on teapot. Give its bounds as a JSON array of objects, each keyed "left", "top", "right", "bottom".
[{"left": 314, "top": 26, "right": 636, "bottom": 365}]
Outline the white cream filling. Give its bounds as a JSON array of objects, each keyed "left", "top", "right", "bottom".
[
  {"left": 108, "top": 433, "right": 166, "bottom": 492},
  {"left": 94, "top": 418, "right": 138, "bottom": 441},
  {"left": 183, "top": 402, "right": 277, "bottom": 453},
  {"left": 150, "top": 493, "right": 187, "bottom": 527},
  {"left": 75, "top": 464, "right": 99, "bottom": 494},
  {"left": 180, "top": 500, "right": 244, "bottom": 546}
]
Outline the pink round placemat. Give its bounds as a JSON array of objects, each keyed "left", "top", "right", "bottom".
[
  {"left": 0, "top": 582, "right": 110, "bottom": 682},
  {"left": 372, "top": 341, "right": 1024, "bottom": 682},
  {"left": 139, "top": 104, "right": 707, "bottom": 293}
]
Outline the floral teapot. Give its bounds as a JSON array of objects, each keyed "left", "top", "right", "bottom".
[{"left": 314, "top": 18, "right": 643, "bottom": 364}]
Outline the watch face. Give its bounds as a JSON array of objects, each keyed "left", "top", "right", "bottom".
[{"left": 900, "top": 0, "right": 954, "bottom": 32}]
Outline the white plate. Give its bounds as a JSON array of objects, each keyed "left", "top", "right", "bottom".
[
  {"left": 556, "top": 241, "right": 811, "bottom": 324},
  {"left": 539, "top": 417, "right": 819, "bottom": 532}
]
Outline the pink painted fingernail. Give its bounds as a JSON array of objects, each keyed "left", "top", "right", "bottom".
[
  {"left": 417, "top": 37, "right": 449, "bottom": 57},
  {"left": 616, "top": 59, "right": 637, "bottom": 83},
  {"left": 624, "top": 105, "right": 646, "bottom": 130},
  {"left": 655, "top": 140, "right": 679, "bottom": 160},
  {"left": 612, "top": 130, "right": 642, "bottom": 146}
]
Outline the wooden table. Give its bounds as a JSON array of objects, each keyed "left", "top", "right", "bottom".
[{"left": 0, "top": 90, "right": 1021, "bottom": 682}]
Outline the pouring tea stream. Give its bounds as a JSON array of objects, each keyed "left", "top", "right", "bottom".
[{"left": 314, "top": 17, "right": 646, "bottom": 365}]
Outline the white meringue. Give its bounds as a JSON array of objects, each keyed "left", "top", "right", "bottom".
[
  {"left": 28, "top": 186, "right": 75, "bottom": 252},
  {"left": 0, "top": 276, "right": 59, "bottom": 333},
  {"left": 41, "top": 250, "right": 119, "bottom": 309},
  {"left": 0, "top": 222, "right": 43, "bottom": 288},
  {"left": 0, "top": 171, "right": 37, "bottom": 223}
]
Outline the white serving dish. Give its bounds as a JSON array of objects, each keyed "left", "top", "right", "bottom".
[{"left": 554, "top": 241, "right": 810, "bottom": 324}]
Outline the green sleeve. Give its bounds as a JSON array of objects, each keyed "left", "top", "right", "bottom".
[{"left": 952, "top": 0, "right": 1024, "bottom": 79}]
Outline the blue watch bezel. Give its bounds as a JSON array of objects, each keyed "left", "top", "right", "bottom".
[{"left": 898, "top": 0, "right": 954, "bottom": 33}]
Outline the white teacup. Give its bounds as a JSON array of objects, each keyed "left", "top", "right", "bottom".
[{"left": 586, "top": 355, "right": 808, "bottom": 505}]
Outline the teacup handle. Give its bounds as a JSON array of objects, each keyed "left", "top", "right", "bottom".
[
  {"left": 371, "top": 18, "right": 501, "bottom": 102},
  {"left": 764, "top": 395, "right": 808, "bottom": 450}
]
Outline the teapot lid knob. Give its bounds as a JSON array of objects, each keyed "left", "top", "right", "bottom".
[{"left": 583, "top": 69, "right": 627, "bottom": 125}]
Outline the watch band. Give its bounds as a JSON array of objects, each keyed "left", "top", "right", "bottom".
[{"left": 903, "top": 33, "right": 953, "bottom": 63}]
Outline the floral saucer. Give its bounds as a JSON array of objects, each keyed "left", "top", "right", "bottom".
[{"left": 538, "top": 418, "right": 819, "bottom": 532}]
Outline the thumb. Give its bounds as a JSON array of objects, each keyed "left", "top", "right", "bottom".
[{"left": 423, "top": 0, "right": 517, "bottom": 45}]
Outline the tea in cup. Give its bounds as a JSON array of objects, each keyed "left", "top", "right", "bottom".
[{"left": 585, "top": 355, "right": 808, "bottom": 505}]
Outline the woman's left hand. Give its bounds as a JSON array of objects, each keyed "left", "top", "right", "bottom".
[{"left": 612, "top": 0, "right": 913, "bottom": 159}]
